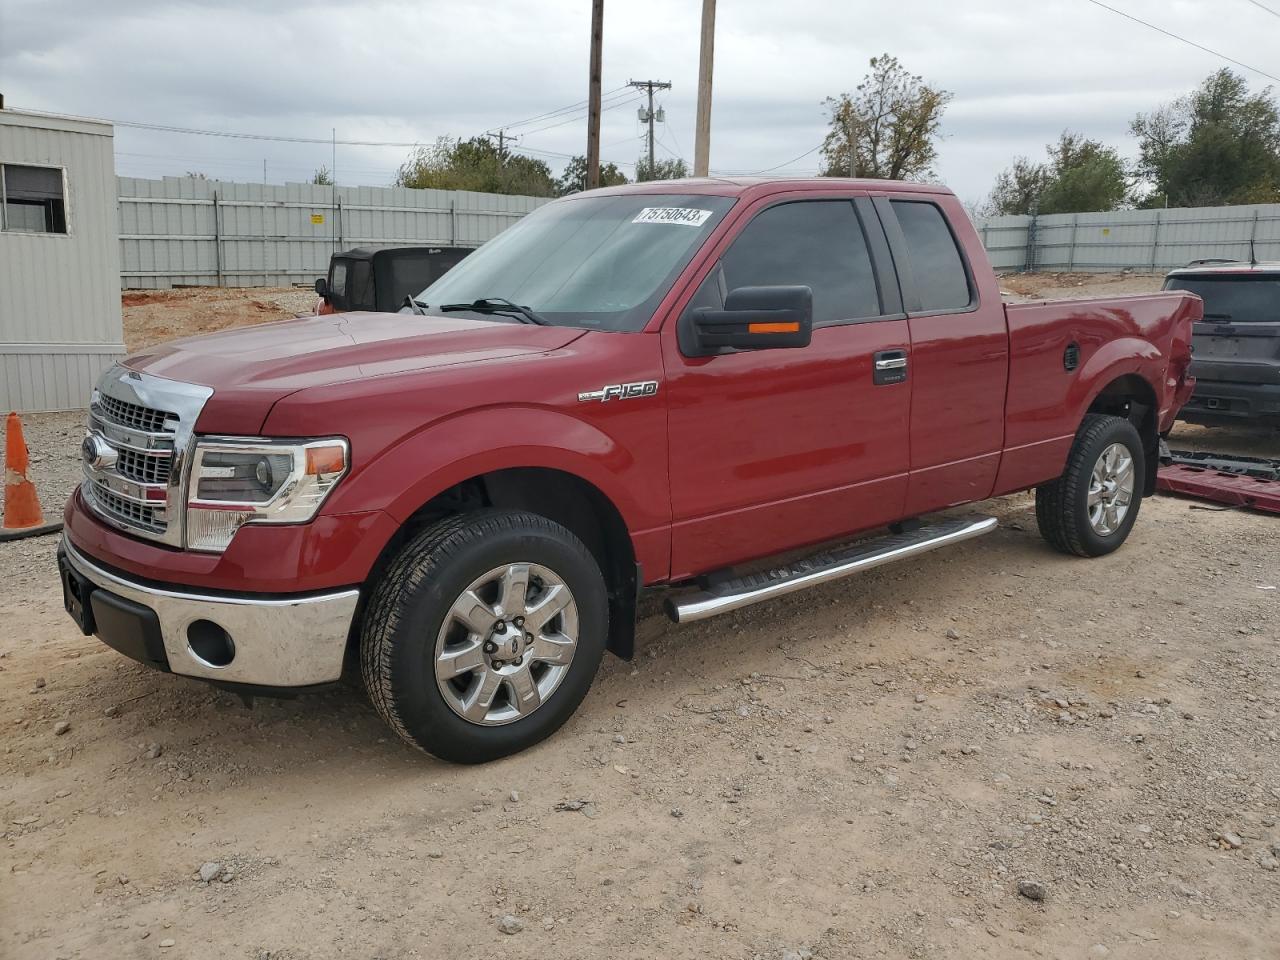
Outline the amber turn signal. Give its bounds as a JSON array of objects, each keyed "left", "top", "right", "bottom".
[
  {"left": 748, "top": 321, "right": 801, "bottom": 334},
  {"left": 306, "top": 445, "right": 347, "bottom": 476}
]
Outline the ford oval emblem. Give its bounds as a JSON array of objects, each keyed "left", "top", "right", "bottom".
[{"left": 82, "top": 435, "right": 118, "bottom": 471}]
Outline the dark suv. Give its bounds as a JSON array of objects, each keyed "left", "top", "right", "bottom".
[{"left": 1163, "top": 261, "right": 1280, "bottom": 427}]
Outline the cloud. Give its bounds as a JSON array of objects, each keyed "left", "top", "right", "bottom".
[{"left": 1, "top": 0, "right": 1276, "bottom": 199}]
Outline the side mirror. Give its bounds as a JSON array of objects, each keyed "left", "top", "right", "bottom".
[
  {"left": 684, "top": 285, "right": 813, "bottom": 356},
  {"left": 314, "top": 277, "right": 329, "bottom": 299}
]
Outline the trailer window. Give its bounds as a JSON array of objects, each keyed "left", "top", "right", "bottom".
[
  {"left": 890, "top": 200, "right": 971, "bottom": 312},
  {"left": 2, "top": 164, "right": 67, "bottom": 234}
]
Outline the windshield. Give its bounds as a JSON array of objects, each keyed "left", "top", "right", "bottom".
[
  {"left": 1164, "top": 274, "right": 1280, "bottom": 323},
  {"left": 418, "top": 193, "right": 735, "bottom": 331}
]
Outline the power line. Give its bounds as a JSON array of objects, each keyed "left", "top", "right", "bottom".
[
  {"left": 491, "top": 85, "right": 629, "bottom": 132},
  {"left": 487, "top": 87, "right": 637, "bottom": 139},
  {"left": 747, "top": 142, "right": 825, "bottom": 175},
  {"left": 663, "top": 106, "right": 686, "bottom": 162},
  {"left": 1083, "top": 0, "right": 1280, "bottom": 83},
  {"left": 516, "top": 92, "right": 644, "bottom": 137},
  {"left": 109, "top": 91, "right": 642, "bottom": 149},
  {"left": 1245, "top": 0, "right": 1280, "bottom": 19},
  {"left": 112, "top": 120, "right": 431, "bottom": 147}
]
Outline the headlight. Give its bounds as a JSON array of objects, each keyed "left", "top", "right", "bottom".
[{"left": 185, "top": 437, "right": 349, "bottom": 552}]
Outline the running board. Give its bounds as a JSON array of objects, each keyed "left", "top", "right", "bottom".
[{"left": 665, "top": 516, "right": 998, "bottom": 624}]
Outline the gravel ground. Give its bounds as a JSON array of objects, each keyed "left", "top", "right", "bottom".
[
  {"left": 2, "top": 489, "right": 1277, "bottom": 959},
  {"left": 2, "top": 278, "right": 1278, "bottom": 959}
]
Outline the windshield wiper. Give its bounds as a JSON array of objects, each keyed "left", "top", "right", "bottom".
[
  {"left": 1203, "top": 312, "right": 1233, "bottom": 320},
  {"left": 403, "top": 296, "right": 430, "bottom": 316},
  {"left": 439, "top": 297, "right": 550, "bottom": 326}
]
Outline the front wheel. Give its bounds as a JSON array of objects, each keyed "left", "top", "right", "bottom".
[
  {"left": 360, "top": 510, "right": 608, "bottom": 763},
  {"left": 1036, "top": 413, "right": 1144, "bottom": 558}
]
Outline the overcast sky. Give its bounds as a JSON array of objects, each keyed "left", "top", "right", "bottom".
[{"left": 2, "top": 0, "right": 1279, "bottom": 203}]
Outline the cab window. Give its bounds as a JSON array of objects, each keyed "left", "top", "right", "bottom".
[
  {"left": 890, "top": 200, "right": 972, "bottom": 312},
  {"left": 720, "top": 200, "right": 882, "bottom": 325}
]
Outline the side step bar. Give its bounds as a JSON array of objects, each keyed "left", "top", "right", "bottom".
[{"left": 665, "top": 516, "right": 998, "bottom": 624}]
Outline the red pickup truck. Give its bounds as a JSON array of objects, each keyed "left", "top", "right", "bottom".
[{"left": 59, "top": 178, "right": 1198, "bottom": 762}]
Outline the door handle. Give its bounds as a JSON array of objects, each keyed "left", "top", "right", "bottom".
[{"left": 873, "top": 350, "right": 909, "bottom": 385}]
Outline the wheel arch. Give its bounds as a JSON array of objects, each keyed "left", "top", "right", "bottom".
[
  {"left": 1084, "top": 372, "right": 1161, "bottom": 496},
  {"left": 359, "top": 466, "right": 640, "bottom": 662}
]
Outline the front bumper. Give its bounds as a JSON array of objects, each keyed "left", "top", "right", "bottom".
[
  {"left": 1179, "top": 378, "right": 1280, "bottom": 426},
  {"left": 59, "top": 537, "right": 359, "bottom": 688}
]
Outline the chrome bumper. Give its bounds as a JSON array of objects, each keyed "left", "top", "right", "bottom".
[{"left": 62, "top": 537, "right": 359, "bottom": 687}]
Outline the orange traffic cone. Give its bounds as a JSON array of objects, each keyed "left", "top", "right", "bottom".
[{"left": 2, "top": 412, "right": 62, "bottom": 541}]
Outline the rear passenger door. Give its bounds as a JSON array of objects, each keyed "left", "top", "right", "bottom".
[
  {"left": 876, "top": 195, "right": 1009, "bottom": 514},
  {"left": 663, "top": 195, "right": 913, "bottom": 578}
]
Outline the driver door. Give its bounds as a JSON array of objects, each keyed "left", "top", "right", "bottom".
[{"left": 662, "top": 195, "right": 913, "bottom": 579}]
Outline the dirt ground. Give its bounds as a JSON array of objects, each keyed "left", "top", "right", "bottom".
[
  {"left": 998, "top": 271, "right": 1169, "bottom": 303},
  {"left": 121, "top": 287, "right": 316, "bottom": 353},
  {"left": 3, "top": 279, "right": 1279, "bottom": 959}
]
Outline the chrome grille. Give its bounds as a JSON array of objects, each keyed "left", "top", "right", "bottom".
[
  {"left": 81, "top": 366, "right": 213, "bottom": 547},
  {"left": 87, "top": 481, "right": 164, "bottom": 532},
  {"left": 116, "top": 447, "right": 172, "bottom": 485},
  {"left": 99, "top": 394, "right": 176, "bottom": 434}
]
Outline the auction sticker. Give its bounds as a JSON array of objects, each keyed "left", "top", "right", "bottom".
[{"left": 632, "top": 207, "right": 713, "bottom": 227}]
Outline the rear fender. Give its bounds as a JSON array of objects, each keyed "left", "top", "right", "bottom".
[
  {"left": 1075, "top": 342, "right": 1162, "bottom": 494},
  {"left": 1073, "top": 338, "right": 1162, "bottom": 416}
]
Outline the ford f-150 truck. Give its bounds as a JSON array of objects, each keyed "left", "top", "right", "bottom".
[{"left": 58, "top": 178, "right": 1199, "bottom": 763}]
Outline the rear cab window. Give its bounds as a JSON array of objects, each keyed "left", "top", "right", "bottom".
[{"left": 888, "top": 199, "right": 973, "bottom": 313}]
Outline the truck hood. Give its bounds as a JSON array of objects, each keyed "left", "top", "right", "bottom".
[{"left": 123, "top": 311, "right": 586, "bottom": 433}]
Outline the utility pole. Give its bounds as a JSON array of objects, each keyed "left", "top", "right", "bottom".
[
  {"left": 493, "top": 129, "right": 513, "bottom": 160},
  {"left": 485, "top": 129, "right": 519, "bottom": 191},
  {"left": 693, "top": 0, "right": 715, "bottom": 176},
  {"left": 586, "top": 0, "right": 604, "bottom": 189},
  {"left": 629, "top": 79, "right": 672, "bottom": 179}
]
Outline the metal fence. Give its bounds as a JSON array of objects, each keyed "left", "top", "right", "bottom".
[
  {"left": 115, "top": 181, "right": 1280, "bottom": 287},
  {"left": 974, "top": 202, "right": 1280, "bottom": 274},
  {"left": 117, "top": 176, "right": 550, "bottom": 289}
]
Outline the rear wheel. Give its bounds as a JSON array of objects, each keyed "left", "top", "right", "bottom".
[
  {"left": 1036, "top": 414, "right": 1144, "bottom": 558},
  {"left": 360, "top": 510, "right": 607, "bottom": 763}
]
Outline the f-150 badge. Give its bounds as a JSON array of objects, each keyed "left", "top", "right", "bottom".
[{"left": 578, "top": 380, "right": 659, "bottom": 403}]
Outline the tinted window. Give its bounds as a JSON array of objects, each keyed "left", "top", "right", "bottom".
[
  {"left": 1164, "top": 275, "right": 1280, "bottom": 323},
  {"left": 721, "top": 200, "right": 880, "bottom": 324},
  {"left": 891, "top": 200, "right": 970, "bottom": 312}
]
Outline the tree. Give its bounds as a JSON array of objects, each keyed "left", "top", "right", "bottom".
[
  {"left": 1039, "top": 133, "right": 1129, "bottom": 213},
  {"left": 1131, "top": 69, "right": 1280, "bottom": 207},
  {"left": 820, "top": 55, "right": 951, "bottom": 181},
  {"left": 395, "top": 136, "right": 557, "bottom": 197},
  {"left": 555, "top": 155, "right": 630, "bottom": 195},
  {"left": 986, "top": 157, "right": 1050, "bottom": 217},
  {"left": 635, "top": 157, "right": 689, "bottom": 182},
  {"left": 185, "top": 171, "right": 208, "bottom": 180},
  {"left": 311, "top": 166, "right": 333, "bottom": 185},
  {"left": 986, "top": 132, "right": 1129, "bottom": 215}
]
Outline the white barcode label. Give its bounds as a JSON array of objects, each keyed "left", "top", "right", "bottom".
[{"left": 632, "top": 207, "right": 713, "bottom": 227}]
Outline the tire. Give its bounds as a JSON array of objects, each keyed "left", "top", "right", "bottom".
[
  {"left": 1035, "top": 414, "right": 1145, "bottom": 558},
  {"left": 360, "top": 510, "right": 608, "bottom": 763}
]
